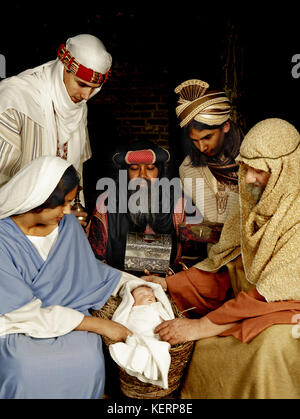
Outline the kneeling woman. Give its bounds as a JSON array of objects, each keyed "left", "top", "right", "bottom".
[{"left": 0, "top": 156, "right": 132, "bottom": 399}]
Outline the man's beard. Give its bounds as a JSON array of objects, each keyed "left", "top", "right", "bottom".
[
  {"left": 129, "top": 210, "right": 155, "bottom": 229},
  {"left": 247, "top": 182, "right": 265, "bottom": 203},
  {"left": 127, "top": 179, "right": 156, "bottom": 229}
]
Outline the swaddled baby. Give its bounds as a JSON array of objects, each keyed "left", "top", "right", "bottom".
[
  {"left": 109, "top": 279, "right": 175, "bottom": 389},
  {"left": 126, "top": 286, "right": 166, "bottom": 338}
]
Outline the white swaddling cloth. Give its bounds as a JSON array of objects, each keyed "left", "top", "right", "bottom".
[{"left": 109, "top": 279, "right": 175, "bottom": 389}]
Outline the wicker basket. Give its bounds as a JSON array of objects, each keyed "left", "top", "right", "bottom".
[{"left": 91, "top": 295, "right": 194, "bottom": 399}]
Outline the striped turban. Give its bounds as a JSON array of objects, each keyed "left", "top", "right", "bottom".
[{"left": 175, "top": 79, "right": 231, "bottom": 128}]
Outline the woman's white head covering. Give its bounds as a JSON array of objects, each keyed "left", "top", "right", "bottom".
[{"left": 0, "top": 156, "right": 72, "bottom": 219}]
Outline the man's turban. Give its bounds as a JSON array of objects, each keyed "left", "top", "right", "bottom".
[
  {"left": 175, "top": 79, "right": 231, "bottom": 128},
  {"left": 58, "top": 34, "right": 112, "bottom": 85},
  {"left": 113, "top": 142, "right": 170, "bottom": 166}
]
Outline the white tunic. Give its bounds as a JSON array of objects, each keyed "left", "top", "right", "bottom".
[
  {"left": 179, "top": 155, "right": 239, "bottom": 224},
  {"left": 27, "top": 226, "right": 59, "bottom": 261},
  {"left": 0, "top": 59, "right": 93, "bottom": 188},
  {"left": 0, "top": 109, "right": 91, "bottom": 187}
]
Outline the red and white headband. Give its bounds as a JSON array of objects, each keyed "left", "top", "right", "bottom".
[
  {"left": 57, "top": 43, "right": 111, "bottom": 85},
  {"left": 125, "top": 149, "right": 156, "bottom": 164},
  {"left": 113, "top": 146, "right": 170, "bottom": 166}
]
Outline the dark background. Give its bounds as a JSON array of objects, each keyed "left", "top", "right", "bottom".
[{"left": 1, "top": 3, "right": 299, "bottom": 212}]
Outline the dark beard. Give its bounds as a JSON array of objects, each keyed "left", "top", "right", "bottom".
[
  {"left": 129, "top": 210, "right": 154, "bottom": 230},
  {"left": 127, "top": 179, "right": 154, "bottom": 230},
  {"left": 127, "top": 178, "right": 174, "bottom": 234}
]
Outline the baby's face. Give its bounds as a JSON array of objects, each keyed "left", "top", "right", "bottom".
[{"left": 132, "top": 286, "right": 156, "bottom": 306}]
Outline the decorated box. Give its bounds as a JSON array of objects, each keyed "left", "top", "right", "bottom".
[{"left": 124, "top": 232, "right": 172, "bottom": 275}]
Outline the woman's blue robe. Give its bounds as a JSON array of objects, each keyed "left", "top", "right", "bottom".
[{"left": 0, "top": 214, "right": 122, "bottom": 398}]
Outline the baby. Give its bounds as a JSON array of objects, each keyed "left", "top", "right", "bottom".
[
  {"left": 109, "top": 281, "right": 174, "bottom": 389},
  {"left": 126, "top": 286, "right": 164, "bottom": 338},
  {"left": 132, "top": 285, "right": 157, "bottom": 306}
]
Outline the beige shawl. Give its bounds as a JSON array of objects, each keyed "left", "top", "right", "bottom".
[{"left": 195, "top": 118, "right": 300, "bottom": 302}]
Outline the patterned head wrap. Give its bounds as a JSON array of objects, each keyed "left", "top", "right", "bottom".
[
  {"left": 58, "top": 34, "right": 112, "bottom": 85},
  {"left": 235, "top": 118, "right": 300, "bottom": 301},
  {"left": 112, "top": 141, "right": 170, "bottom": 167},
  {"left": 175, "top": 79, "right": 231, "bottom": 127}
]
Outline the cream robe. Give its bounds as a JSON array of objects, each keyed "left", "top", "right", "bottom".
[{"left": 179, "top": 155, "right": 239, "bottom": 224}]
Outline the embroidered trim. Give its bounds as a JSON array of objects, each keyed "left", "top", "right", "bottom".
[{"left": 57, "top": 44, "right": 111, "bottom": 85}]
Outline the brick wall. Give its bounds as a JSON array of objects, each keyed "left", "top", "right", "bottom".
[
  {"left": 90, "top": 60, "right": 170, "bottom": 149},
  {"left": 84, "top": 59, "right": 172, "bottom": 212}
]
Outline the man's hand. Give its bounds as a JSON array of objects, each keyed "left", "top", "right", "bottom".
[
  {"left": 154, "top": 318, "right": 202, "bottom": 345},
  {"left": 154, "top": 316, "right": 238, "bottom": 346},
  {"left": 140, "top": 274, "right": 168, "bottom": 291}
]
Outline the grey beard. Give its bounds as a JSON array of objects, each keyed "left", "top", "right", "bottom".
[{"left": 247, "top": 183, "right": 265, "bottom": 203}]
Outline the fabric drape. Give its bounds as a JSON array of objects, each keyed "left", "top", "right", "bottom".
[
  {"left": 195, "top": 119, "right": 300, "bottom": 302},
  {"left": 0, "top": 60, "right": 93, "bottom": 171},
  {"left": 167, "top": 267, "right": 300, "bottom": 343},
  {"left": 0, "top": 156, "right": 71, "bottom": 218},
  {"left": 0, "top": 214, "right": 121, "bottom": 398}
]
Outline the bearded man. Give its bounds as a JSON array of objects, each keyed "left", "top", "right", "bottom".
[
  {"left": 144, "top": 118, "right": 300, "bottom": 398},
  {"left": 88, "top": 140, "right": 185, "bottom": 271}
]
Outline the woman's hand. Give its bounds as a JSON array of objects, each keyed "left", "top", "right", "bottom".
[
  {"left": 100, "top": 319, "right": 133, "bottom": 342},
  {"left": 71, "top": 209, "right": 88, "bottom": 228},
  {"left": 140, "top": 274, "right": 168, "bottom": 292},
  {"left": 75, "top": 316, "right": 132, "bottom": 342}
]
